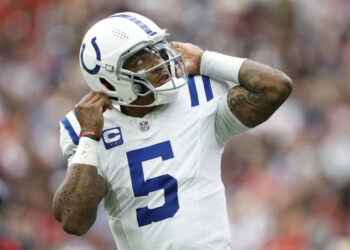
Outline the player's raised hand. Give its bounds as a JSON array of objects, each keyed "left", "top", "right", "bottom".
[
  {"left": 74, "top": 91, "right": 113, "bottom": 133},
  {"left": 172, "top": 42, "right": 203, "bottom": 76}
]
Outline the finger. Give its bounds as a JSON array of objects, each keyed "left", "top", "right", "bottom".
[
  {"left": 88, "top": 92, "right": 110, "bottom": 104},
  {"left": 95, "top": 98, "right": 113, "bottom": 113},
  {"left": 80, "top": 91, "right": 103, "bottom": 103},
  {"left": 86, "top": 93, "right": 113, "bottom": 112},
  {"left": 91, "top": 92, "right": 112, "bottom": 107},
  {"left": 172, "top": 41, "right": 185, "bottom": 49},
  {"left": 103, "top": 95, "right": 113, "bottom": 110},
  {"left": 106, "top": 100, "right": 113, "bottom": 110},
  {"left": 88, "top": 93, "right": 104, "bottom": 104},
  {"left": 172, "top": 42, "right": 186, "bottom": 53}
]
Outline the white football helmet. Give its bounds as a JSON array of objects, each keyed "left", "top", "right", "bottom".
[{"left": 79, "top": 12, "right": 188, "bottom": 107}]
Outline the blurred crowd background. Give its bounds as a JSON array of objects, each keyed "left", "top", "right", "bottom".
[{"left": 0, "top": 0, "right": 349, "bottom": 249}]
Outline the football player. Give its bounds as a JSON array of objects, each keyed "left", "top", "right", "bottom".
[{"left": 53, "top": 12, "right": 292, "bottom": 249}]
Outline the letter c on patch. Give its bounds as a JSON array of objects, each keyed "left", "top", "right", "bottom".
[{"left": 80, "top": 37, "right": 101, "bottom": 75}]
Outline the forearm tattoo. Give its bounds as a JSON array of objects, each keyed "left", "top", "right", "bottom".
[
  {"left": 228, "top": 60, "right": 292, "bottom": 127},
  {"left": 53, "top": 165, "right": 106, "bottom": 230}
]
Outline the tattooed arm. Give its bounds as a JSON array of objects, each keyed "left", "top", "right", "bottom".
[
  {"left": 228, "top": 60, "right": 292, "bottom": 127},
  {"left": 52, "top": 165, "right": 107, "bottom": 235},
  {"left": 172, "top": 42, "right": 292, "bottom": 127},
  {"left": 53, "top": 91, "right": 113, "bottom": 235}
]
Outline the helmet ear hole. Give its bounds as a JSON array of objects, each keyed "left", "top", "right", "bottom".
[{"left": 100, "top": 78, "right": 116, "bottom": 91}]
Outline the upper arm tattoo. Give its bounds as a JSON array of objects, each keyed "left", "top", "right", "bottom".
[{"left": 227, "top": 60, "right": 292, "bottom": 127}]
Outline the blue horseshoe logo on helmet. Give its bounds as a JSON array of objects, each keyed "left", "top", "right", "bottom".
[{"left": 80, "top": 37, "right": 101, "bottom": 75}]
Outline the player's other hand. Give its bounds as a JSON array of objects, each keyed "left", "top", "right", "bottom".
[
  {"left": 172, "top": 42, "right": 203, "bottom": 76},
  {"left": 74, "top": 91, "right": 113, "bottom": 133}
]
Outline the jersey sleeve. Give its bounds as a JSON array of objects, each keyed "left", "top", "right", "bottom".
[
  {"left": 60, "top": 121, "right": 77, "bottom": 166},
  {"left": 59, "top": 110, "right": 80, "bottom": 165},
  {"left": 183, "top": 75, "right": 250, "bottom": 147},
  {"left": 59, "top": 110, "right": 105, "bottom": 177},
  {"left": 214, "top": 95, "right": 250, "bottom": 147}
]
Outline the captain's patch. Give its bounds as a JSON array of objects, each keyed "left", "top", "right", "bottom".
[{"left": 102, "top": 127, "right": 123, "bottom": 149}]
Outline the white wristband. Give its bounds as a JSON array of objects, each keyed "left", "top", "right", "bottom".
[
  {"left": 200, "top": 51, "right": 247, "bottom": 83},
  {"left": 71, "top": 137, "right": 99, "bottom": 167}
]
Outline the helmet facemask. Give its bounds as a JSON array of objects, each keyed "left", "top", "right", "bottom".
[{"left": 117, "top": 35, "right": 188, "bottom": 107}]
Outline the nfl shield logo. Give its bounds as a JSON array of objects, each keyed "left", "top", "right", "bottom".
[{"left": 139, "top": 121, "right": 150, "bottom": 131}]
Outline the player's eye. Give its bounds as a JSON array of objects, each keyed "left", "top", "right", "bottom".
[{"left": 136, "top": 59, "right": 144, "bottom": 65}]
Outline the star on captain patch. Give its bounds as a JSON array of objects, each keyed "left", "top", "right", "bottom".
[{"left": 139, "top": 121, "right": 150, "bottom": 131}]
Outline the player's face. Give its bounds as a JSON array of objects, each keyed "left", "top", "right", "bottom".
[
  {"left": 123, "top": 50, "right": 170, "bottom": 89},
  {"left": 123, "top": 49, "right": 172, "bottom": 106},
  {"left": 122, "top": 40, "right": 186, "bottom": 107}
]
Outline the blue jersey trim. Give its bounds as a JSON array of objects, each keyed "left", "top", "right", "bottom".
[
  {"left": 187, "top": 77, "right": 199, "bottom": 107},
  {"left": 202, "top": 76, "right": 213, "bottom": 101},
  {"left": 61, "top": 116, "right": 79, "bottom": 145},
  {"left": 109, "top": 14, "right": 157, "bottom": 36}
]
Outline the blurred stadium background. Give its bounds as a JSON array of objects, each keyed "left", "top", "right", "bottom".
[{"left": 0, "top": 0, "right": 349, "bottom": 249}]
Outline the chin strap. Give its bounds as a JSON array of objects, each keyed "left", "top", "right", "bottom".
[{"left": 152, "top": 77, "right": 187, "bottom": 105}]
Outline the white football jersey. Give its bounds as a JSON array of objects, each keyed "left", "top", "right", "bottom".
[{"left": 60, "top": 76, "right": 249, "bottom": 250}]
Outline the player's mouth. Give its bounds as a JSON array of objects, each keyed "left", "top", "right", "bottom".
[{"left": 156, "top": 74, "right": 170, "bottom": 86}]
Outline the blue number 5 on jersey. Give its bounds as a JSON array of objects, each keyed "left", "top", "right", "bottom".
[{"left": 126, "top": 141, "right": 179, "bottom": 227}]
